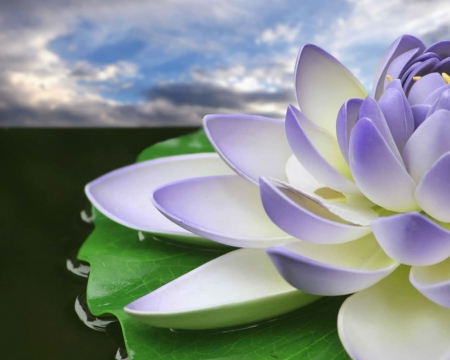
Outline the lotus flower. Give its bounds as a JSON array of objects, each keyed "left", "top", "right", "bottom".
[{"left": 86, "top": 35, "right": 450, "bottom": 360}]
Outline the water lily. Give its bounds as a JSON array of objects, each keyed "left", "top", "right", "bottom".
[{"left": 86, "top": 35, "right": 450, "bottom": 360}]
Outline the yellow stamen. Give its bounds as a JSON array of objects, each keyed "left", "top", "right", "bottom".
[
  {"left": 413, "top": 76, "right": 422, "bottom": 81},
  {"left": 386, "top": 75, "right": 393, "bottom": 82},
  {"left": 442, "top": 72, "right": 450, "bottom": 84}
]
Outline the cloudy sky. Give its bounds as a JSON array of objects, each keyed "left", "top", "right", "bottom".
[{"left": 2, "top": 0, "right": 450, "bottom": 126}]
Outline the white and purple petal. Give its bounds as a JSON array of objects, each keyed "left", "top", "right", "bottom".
[
  {"left": 203, "top": 114, "right": 292, "bottom": 184},
  {"left": 415, "top": 152, "right": 450, "bottom": 222},
  {"left": 338, "top": 266, "right": 450, "bottom": 360},
  {"left": 336, "top": 98, "right": 363, "bottom": 163},
  {"left": 125, "top": 249, "right": 320, "bottom": 329},
  {"left": 267, "top": 235, "right": 398, "bottom": 296},
  {"left": 85, "top": 153, "right": 233, "bottom": 245},
  {"left": 371, "top": 212, "right": 450, "bottom": 266},
  {"left": 259, "top": 177, "right": 371, "bottom": 244},
  {"left": 383, "top": 48, "right": 421, "bottom": 88},
  {"left": 425, "top": 40, "right": 450, "bottom": 58},
  {"left": 373, "top": 35, "right": 425, "bottom": 100},
  {"left": 403, "top": 109, "right": 450, "bottom": 183},
  {"left": 349, "top": 118, "right": 417, "bottom": 212},
  {"left": 152, "top": 175, "right": 294, "bottom": 248},
  {"left": 410, "top": 259, "right": 450, "bottom": 308},
  {"left": 378, "top": 87, "right": 414, "bottom": 150},
  {"left": 286, "top": 105, "right": 360, "bottom": 194},
  {"left": 294, "top": 44, "right": 367, "bottom": 135}
]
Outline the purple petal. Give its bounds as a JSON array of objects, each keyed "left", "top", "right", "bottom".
[
  {"left": 411, "top": 104, "right": 431, "bottom": 128},
  {"left": 408, "top": 73, "right": 446, "bottom": 106},
  {"left": 349, "top": 118, "right": 417, "bottom": 212},
  {"left": 400, "top": 61, "right": 422, "bottom": 83},
  {"left": 267, "top": 236, "right": 398, "bottom": 296},
  {"left": 336, "top": 98, "right": 363, "bottom": 163},
  {"left": 338, "top": 266, "right": 450, "bottom": 360},
  {"left": 371, "top": 212, "right": 450, "bottom": 266},
  {"left": 373, "top": 35, "right": 425, "bottom": 100},
  {"left": 403, "top": 109, "right": 450, "bottom": 183},
  {"left": 85, "top": 153, "right": 233, "bottom": 243},
  {"left": 378, "top": 87, "right": 414, "bottom": 150},
  {"left": 294, "top": 44, "right": 367, "bottom": 135},
  {"left": 403, "top": 57, "right": 440, "bottom": 93},
  {"left": 357, "top": 96, "right": 401, "bottom": 159},
  {"left": 383, "top": 48, "right": 421, "bottom": 88},
  {"left": 286, "top": 105, "right": 360, "bottom": 194},
  {"left": 422, "top": 84, "right": 450, "bottom": 105},
  {"left": 425, "top": 40, "right": 450, "bottom": 58},
  {"left": 259, "top": 177, "right": 371, "bottom": 244},
  {"left": 431, "top": 57, "right": 450, "bottom": 74},
  {"left": 385, "top": 78, "right": 404, "bottom": 92},
  {"left": 415, "top": 152, "right": 450, "bottom": 222},
  {"left": 427, "top": 87, "right": 450, "bottom": 116},
  {"left": 414, "top": 52, "right": 441, "bottom": 62},
  {"left": 204, "top": 114, "right": 292, "bottom": 185},
  {"left": 410, "top": 260, "right": 450, "bottom": 308},
  {"left": 152, "top": 175, "right": 293, "bottom": 248}
]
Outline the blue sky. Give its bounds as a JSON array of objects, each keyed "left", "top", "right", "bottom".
[{"left": 2, "top": 0, "right": 450, "bottom": 126}]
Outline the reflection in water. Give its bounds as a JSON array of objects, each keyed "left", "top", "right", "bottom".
[
  {"left": 75, "top": 293, "right": 116, "bottom": 331},
  {"left": 66, "top": 257, "right": 90, "bottom": 278}
]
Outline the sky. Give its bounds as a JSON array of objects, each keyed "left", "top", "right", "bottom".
[{"left": 2, "top": 0, "right": 450, "bottom": 126}]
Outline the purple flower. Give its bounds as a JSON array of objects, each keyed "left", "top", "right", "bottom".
[{"left": 86, "top": 35, "right": 450, "bottom": 360}]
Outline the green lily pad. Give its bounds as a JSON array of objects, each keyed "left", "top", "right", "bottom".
[{"left": 78, "top": 129, "right": 350, "bottom": 359}]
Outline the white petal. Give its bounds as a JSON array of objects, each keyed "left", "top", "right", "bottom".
[
  {"left": 152, "top": 175, "right": 294, "bottom": 248},
  {"left": 295, "top": 44, "right": 367, "bottom": 136},
  {"left": 204, "top": 114, "right": 292, "bottom": 184},
  {"left": 124, "top": 248, "right": 320, "bottom": 329},
  {"left": 85, "top": 153, "right": 233, "bottom": 246},
  {"left": 338, "top": 266, "right": 450, "bottom": 360},
  {"left": 410, "top": 259, "right": 450, "bottom": 308},
  {"left": 268, "top": 235, "right": 398, "bottom": 296}
]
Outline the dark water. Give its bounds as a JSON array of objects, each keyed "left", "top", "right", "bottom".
[{"left": 0, "top": 128, "right": 196, "bottom": 360}]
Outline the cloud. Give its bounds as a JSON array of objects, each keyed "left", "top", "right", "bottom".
[{"left": 257, "top": 24, "right": 301, "bottom": 44}]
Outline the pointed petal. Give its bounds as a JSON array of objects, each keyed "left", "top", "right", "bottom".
[
  {"left": 403, "top": 109, "right": 450, "bottom": 183},
  {"left": 358, "top": 96, "right": 402, "bottom": 160},
  {"left": 125, "top": 248, "right": 320, "bottom": 329},
  {"left": 411, "top": 104, "right": 431, "bottom": 128},
  {"left": 410, "top": 259, "right": 450, "bottom": 308},
  {"left": 373, "top": 35, "right": 425, "bottom": 100},
  {"left": 338, "top": 266, "right": 450, "bottom": 360},
  {"left": 152, "top": 175, "right": 293, "bottom": 248},
  {"left": 288, "top": 104, "right": 350, "bottom": 176},
  {"left": 85, "top": 153, "right": 233, "bottom": 245},
  {"left": 415, "top": 152, "right": 450, "bottom": 222},
  {"left": 349, "top": 118, "right": 418, "bottom": 212},
  {"left": 294, "top": 44, "right": 367, "bottom": 135},
  {"left": 371, "top": 212, "right": 450, "bottom": 266},
  {"left": 286, "top": 105, "right": 360, "bottom": 194},
  {"left": 383, "top": 48, "right": 421, "bottom": 88},
  {"left": 267, "top": 235, "right": 398, "bottom": 296},
  {"left": 203, "top": 114, "right": 292, "bottom": 185},
  {"left": 259, "top": 177, "right": 371, "bottom": 244},
  {"left": 378, "top": 87, "right": 414, "bottom": 150},
  {"left": 336, "top": 98, "right": 363, "bottom": 163},
  {"left": 408, "top": 73, "right": 446, "bottom": 106}
]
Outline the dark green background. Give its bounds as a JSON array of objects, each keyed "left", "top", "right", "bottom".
[{"left": 0, "top": 128, "right": 197, "bottom": 359}]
